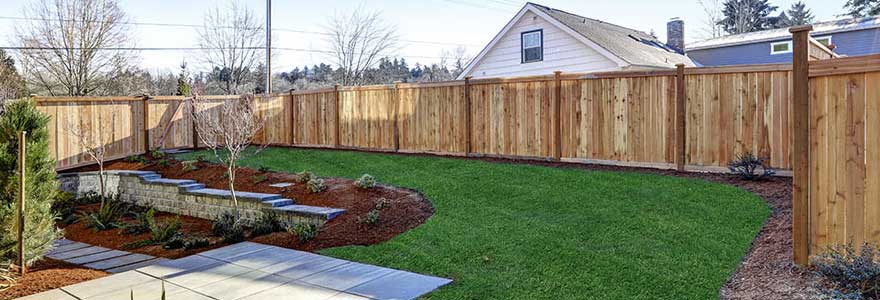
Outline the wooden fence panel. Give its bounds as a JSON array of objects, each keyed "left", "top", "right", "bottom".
[
  {"left": 338, "top": 87, "right": 396, "bottom": 150},
  {"left": 470, "top": 80, "right": 557, "bottom": 158},
  {"left": 254, "top": 95, "right": 290, "bottom": 145},
  {"left": 559, "top": 76, "right": 676, "bottom": 167},
  {"left": 684, "top": 71, "right": 792, "bottom": 170},
  {"left": 36, "top": 98, "right": 144, "bottom": 170},
  {"left": 291, "top": 90, "right": 337, "bottom": 146},
  {"left": 147, "top": 99, "right": 193, "bottom": 150},
  {"left": 397, "top": 84, "right": 468, "bottom": 154}
]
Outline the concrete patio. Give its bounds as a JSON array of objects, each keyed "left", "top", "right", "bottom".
[{"left": 21, "top": 242, "right": 451, "bottom": 300}]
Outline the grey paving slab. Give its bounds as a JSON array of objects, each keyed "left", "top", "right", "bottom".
[
  {"left": 46, "top": 245, "right": 111, "bottom": 260},
  {"left": 53, "top": 239, "right": 75, "bottom": 247},
  {"left": 83, "top": 253, "right": 156, "bottom": 270},
  {"left": 82, "top": 277, "right": 187, "bottom": 300},
  {"left": 16, "top": 289, "right": 77, "bottom": 300},
  {"left": 45, "top": 241, "right": 92, "bottom": 256},
  {"left": 60, "top": 271, "right": 157, "bottom": 299},
  {"left": 106, "top": 258, "right": 170, "bottom": 274},
  {"left": 300, "top": 262, "right": 396, "bottom": 292},
  {"left": 160, "top": 289, "right": 216, "bottom": 300},
  {"left": 261, "top": 252, "right": 349, "bottom": 280},
  {"left": 66, "top": 249, "right": 130, "bottom": 265},
  {"left": 163, "top": 261, "right": 252, "bottom": 289},
  {"left": 347, "top": 269, "right": 453, "bottom": 300},
  {"left": 325, "top": 292, "right": 374, "bottom": 300},
  {"left": 138, "top": 255, "right": 224, "bottom": 278},
  {"left": 268, "top": 182, "right": 293, "bottom": 188},
  {"left": 193, "top": 269, "right": 291, "bottom": 300},
  {"left": 196, "top": 241, "right": 271, "bottom": 261},
  {"left": 238, "top": 280, "right": 346, "bottom": 300},
  {"left": 224, "top": 246, "right": 310, "bottom": 269}
]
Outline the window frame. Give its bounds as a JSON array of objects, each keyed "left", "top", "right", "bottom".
[
  {"left": 814, "top": 36, "right": 832, "bottom": 47},
  {"left": 770, "top": 40, "right": 792, "bottom": 55},
  {"left": 521, "top": 29, "right": 544, "bottom": 64}
]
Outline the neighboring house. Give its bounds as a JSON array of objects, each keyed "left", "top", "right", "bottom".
[
  {"left": 457, "top": 3, "right": 694, "bottom": 80},
  {"left": 687, "top": 16, "right": 880, "bottom": 67}
]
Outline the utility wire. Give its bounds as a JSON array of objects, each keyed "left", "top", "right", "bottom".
[{"left": 0, "top": 46, "right": 450, "bottom": 59}]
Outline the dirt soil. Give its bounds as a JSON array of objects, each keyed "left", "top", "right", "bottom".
[{"left": 0, "top": 259, "right": 107, "bottom": 300}]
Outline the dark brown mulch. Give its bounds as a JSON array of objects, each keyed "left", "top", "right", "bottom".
[{"left": 0, "top": 259, "right": 107, "bottom": 300}]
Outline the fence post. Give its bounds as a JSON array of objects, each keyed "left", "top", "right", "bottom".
[
  {"left": 143, "top": 97, "right": 151, "bottom": 154},
  {"left": 392, "top": 82, "right": 401, "bottom": 152},
  {"left": 790, "top": 25, "right": 812, "bottom": 266},
  {"left": 464, "top": 76, "right": 473, "bottom": 156},
  {"left": 334, "top": 84, "right": 341, "bottom": 148},
  {"left": 675, "top": 64, "right": 686, "bottom": 171},
  {"left": 554, "top": 71, "right": 563, "bottom": 160},
  {"left": 288, "top": 91, "right": 295, "bottom": 145},
  {"left": 16, "top": 131, "right": 26, "bottom": 275},
  {"left": 190, "top": 98, "right": 198, "bottom": 149}
]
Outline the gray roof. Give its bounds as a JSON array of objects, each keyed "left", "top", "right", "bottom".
[
  {"left": 687, "top": 16, "right": 880, "bottom": 50},
  {"left": 530, "top": 3, "right": 695, "bottom": 68}
]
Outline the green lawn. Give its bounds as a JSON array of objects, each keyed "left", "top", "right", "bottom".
[{"left": 179, "top": 147, "right": 769, "bottom": 300}]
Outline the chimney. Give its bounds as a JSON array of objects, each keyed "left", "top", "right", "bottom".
[{"left": 667, "top": 18, "right": 685, "bottom": 54}]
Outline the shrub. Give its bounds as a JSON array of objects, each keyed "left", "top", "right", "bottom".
[
  {"left": 183, "top": 236, "right": 210, "bottom": 250},
  {"left": 253, "top": 174, "right": 268, "bottom": 184},
  {"left": 297, "top": 170, "right": 314, "bottom": 183},
  {"left": 125, "top": 155, "right": 148, "bottom": 164},
  {"left": 150, "top": 148, "right": 166, "bottom": 159},
  {"left": 149, "top": 215, "right": 182, "bottom": 244},
  {"left": 813, "top": 242, "right": 880, "bottom": 299},
  {"left": 307, "top": 178, "right": 326, "bottom": 194},
  {"left": 181, "top": 160, "right": 198, "bottom": 172},
  {"left": 374, "top": 198, "right": 390, "bottom": 210},
  {"left": 122, "top": 208, "right": 156, "bottom": 235},
  {"left": 354, "top": 174, "right": 376, "bottom": 189},
  {"left": 359, "top": 209, "right": 381, "bottom": 225},
  {"left": 728, "top": 153, "right": 776, "bottom": 181},
  {"left": 156, "top": 159, "right": 170, "bottom": 168},
  {"left": 212, "top": 211, "right": 245, "bottom": 243},
  {"left": 0, "top": 99, "right": 63, "bottom": 267},
  {"left": 288, "top": 223, "right": 319, "bottom": 243},
  {"left": 82, "top": 198, "right": 124, "bottom": 231},
  {"left": 251, "top": 209, "right": 282, "bottom": 236}
]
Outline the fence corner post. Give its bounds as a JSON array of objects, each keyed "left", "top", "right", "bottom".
[
  {"left": 16, "top": 130, "right": 26, "bottom": 275},
  {"left": 392, "top": 82, "right": 401, "bottom": 152},
  {"left": 288, "top": 90, "right": 295, "bottom": 145},
  {"left": 675, "top": 64, "right": 686, "bottom": 171},
  {"left": 142, "top": 96, "right": 151, "bottom": 154},
  {"left": 464, "top": 76, "right": 473, "bottom": 156},
  {"left": 554, "top": 71, "right": 563, "bottom": 161},
  {"left": 790, "top": 24, "right": 813, "bottom": 266},
  {"left": 334, "top": 84, "right": 341, "bottom": 148}
]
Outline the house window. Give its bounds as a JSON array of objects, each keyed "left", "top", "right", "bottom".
[
  {"left": 521, "top": 30, "right": 543, "bottom": 63},
  {"left": 814, "top": 36, "right": 832, "bottom": 47},
  {"left": 770, "top": 41, "right": 792, "bottom": 55}
]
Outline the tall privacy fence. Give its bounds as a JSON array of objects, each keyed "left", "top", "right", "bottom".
[{"left": 32, "top": 26, "right": 875, "bottom": 264}]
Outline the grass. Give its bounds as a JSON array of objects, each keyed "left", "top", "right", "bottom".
[{"left": 178, "top": 147, "right": 769, "bottom": 300}]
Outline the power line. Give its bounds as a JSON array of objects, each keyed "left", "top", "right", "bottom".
[
  {"left": 0, "top": 15, "right": 483, "bottom": 48},
  {"left": 0, "top": 46, "right": 451, "bottom": 60}
]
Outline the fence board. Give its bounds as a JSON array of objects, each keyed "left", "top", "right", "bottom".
[
  {"left": 397, "top": 84, "right": 468, "bottom": 154},
  {"left": 338, "top": 88, "right": 396, "bottom": 150}
]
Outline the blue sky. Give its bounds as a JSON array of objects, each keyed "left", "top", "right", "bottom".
[{"left": 0, "top": 0, "right": 847, "bottom": 73}]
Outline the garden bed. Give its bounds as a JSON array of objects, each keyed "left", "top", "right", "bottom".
[{"left": 0, "top": 259, "right": 107, "bottom": 300}]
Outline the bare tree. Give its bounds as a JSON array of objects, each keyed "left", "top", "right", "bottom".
[
  {"left": 197, "top": 0, "right": 265, "bottom": 95},
  {"left": 67, "top": 104, "right": 118, "bottom": 208},
  {"left": 191, "top": 94, "right": 265, "bottom": 222},
  {"left": 15, "top": 0, "right": 136, "bottom": 96},
  {"left": 698, "top": 0, "right": 725, "bottom": 39},
  {"left": 325, "top": 9, "right": 398, "bottom": 86}
]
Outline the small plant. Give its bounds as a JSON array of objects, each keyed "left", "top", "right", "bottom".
[
  {"left": 251, "top": 210, "right": 283, "bottom": 236},
  {"left": 149, "top": 215, "right": 182, "bottom": 244},
  {"left": 183, "top": 236, "right": 211, "bottom": 250},
  {"left": 212, "top": 211, "right": 245, "bottom": 243},
  {"left": 181, "top": 160, "right": 198, "bottom": 172},
  {"left": 354, "top": 174, "right": 376, "bottom": 189},
  {"left": 82, "top": 199, "right": 124, "bottom": 231},
  {"left": 122, "top": 208, "right": 156, "bottom": 235},
  {"left": 150, "top": 148, "right": 166, "bottom": 159},
  {"left": 359, "top": 209, "right": 381, "bottom": 225},
  {"left": 258, "top": 165, "right": 271, "bottom": 173},
  {"left": 253, "top": 174, "right": 268, "bottom": 184},
  {"left": 288, "top": 223, "right": 319, "bottom": 243},
  {"left": 195, "top": 154, "right": 207, "bottom": 162},
  {"left": 157, "top": 159, "right": 170, "bottom": 168},
  {"left": 221, "top": 172, "right": 230, "bottom": 180},
  {"left": 813, "top": 242, "right": 880, "bottom": 299},
  {"left": 374, "top": 198, "right": 390, "bottom": 210},
  {"left": 728, "top": 153, "right": 776, "bottom": 181},
  {"left": 307, "top": 178, "right": 326, "bottom": 193},
  {"left": 125, "top": 155, "right": 148, "bottom": 164},
  {"left": 297, "top": 170, "right": 314, "bottom": 183}
]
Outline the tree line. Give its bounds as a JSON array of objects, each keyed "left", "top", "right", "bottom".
[{"left": 699, "top": 0, "right": 878, "bottom": 38}]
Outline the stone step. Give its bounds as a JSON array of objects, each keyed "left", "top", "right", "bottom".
[
  {"left": 138, "top": 174, "right": 161, "bottom": 180},
  {"left": 144, "top": 178, "right": 197, "bottom": 186},
  {"left": 179, "top": 183, "right": 207, "bottom": 191},
  {"left": 274, "top": 205, "right": 346, "bottom": 221},
  {"left": 263, "top": 198, "right": 295, "bottom": 207},
  {"left": 186, "top": 188, "right": 283, "bottom": 202}
]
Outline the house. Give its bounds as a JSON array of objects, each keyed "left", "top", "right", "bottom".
[
  {"left": 456, "top": 3, "right": 694, "bottom": 80},
  {"left": 687, "top": 16, "right": 880, "bottom": 67}
]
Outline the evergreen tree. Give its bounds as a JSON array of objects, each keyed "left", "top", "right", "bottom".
[
  {"left": 718, "top": 0, "right": 779, "bottom": 34},
  {"left": 0, "top": 50, "right": 26, "bottom": 100},
  {"left": 785, "top": 2, "right": 815, "bottom": 26},
  {"left": 176, "top": 62, "right": 192, "bottom": 96},
  {"left": 843, "top": 0, "right": 880, "bottom": 17},
  {"left": 0, "top": 100, "right": 62, "bottom": 267}
]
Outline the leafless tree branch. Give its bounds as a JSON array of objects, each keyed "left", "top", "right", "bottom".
[{"left": 325, "top": 9, "right": 399, "bottom": 86}]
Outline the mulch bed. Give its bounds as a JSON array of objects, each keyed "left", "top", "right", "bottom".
[{"left": 0, "top": 259, "right": 107, "bottom": 300}]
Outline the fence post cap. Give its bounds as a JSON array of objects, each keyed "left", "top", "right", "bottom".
[
  {"left": 675, "top": 63, "right": 685, "bottom": 68},
  {"left": 789, "top": 25, "right": 813, "bottom": 33}
]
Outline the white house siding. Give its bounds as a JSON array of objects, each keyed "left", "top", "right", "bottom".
[{"left": 465, "top": 11, "right": 619, "bottom": 79}]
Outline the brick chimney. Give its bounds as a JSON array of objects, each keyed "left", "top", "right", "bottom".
[{"left": 667, "top": 18, "right": 685, "bottom": 54}]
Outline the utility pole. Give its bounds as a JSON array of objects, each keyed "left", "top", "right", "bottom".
[{"left": 265, "top": 0, "right": 272, "bottom": 95}]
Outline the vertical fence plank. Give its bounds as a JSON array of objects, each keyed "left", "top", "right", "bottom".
[
  {"left": 790, "top": 25, "right": 812, "bottom": 265},
  {"left": 143, "top": 98, "right": 150, "bottom": 153},
  {"left": 675, "top": 64, "right": 686, "bottom": 170}
]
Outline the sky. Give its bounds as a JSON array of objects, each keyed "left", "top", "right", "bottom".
[{"left": 0, "top": 0, "right": 849, "bottom": 75}]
